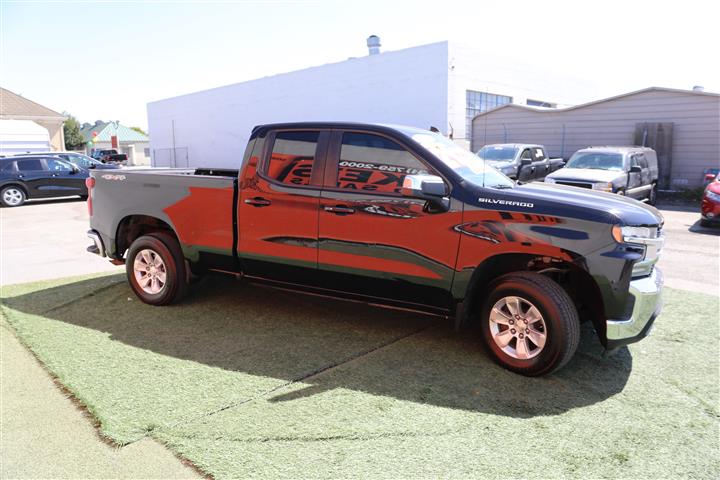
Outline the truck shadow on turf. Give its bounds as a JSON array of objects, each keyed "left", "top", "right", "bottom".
[{"left": 4, "top": 274, "right": 631, "bottom": 418}]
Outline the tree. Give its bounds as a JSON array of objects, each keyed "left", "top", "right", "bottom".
[
  {"left": 130, "top": 126, "right": 147, "bottom": 136},
  {"left": 63, "top": 113, "right": 85, "bottom": 150}
]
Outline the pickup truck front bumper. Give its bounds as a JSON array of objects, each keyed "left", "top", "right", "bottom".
[{"left": 605, "top": 267, "right": 663, "bottom": 351}]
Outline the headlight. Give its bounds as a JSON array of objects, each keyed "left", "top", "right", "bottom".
[
  {"left": 621, "top": 226, "right": 660, "bottom": 240},
  {"left": 612, "top": 225, "right": 664, "bottom": 277},
  {"left": 706, "top": 190, "right": 720, "bottom": 203},
  {"left": 545, "top": 177, "right": 556, "bottom": 184},
  {"left": 592, "top": 182, "right": 613, "bottom": 192}
]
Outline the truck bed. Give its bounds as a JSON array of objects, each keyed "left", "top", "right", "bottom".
[{"left": 90, "top": 167, "right": 238, "bottom": 261}]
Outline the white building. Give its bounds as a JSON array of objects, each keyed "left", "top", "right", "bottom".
[{"left": 147, "top": 39, "right": 595, "bottom": 169}]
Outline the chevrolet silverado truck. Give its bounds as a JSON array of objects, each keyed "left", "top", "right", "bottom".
[{"left": 86, "top": 123, "right": 664, "bottom": 376}]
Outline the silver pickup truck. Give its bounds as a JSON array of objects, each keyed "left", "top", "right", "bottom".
[{"left": 477, "top": 144, "right": 565, "bottom": 182}]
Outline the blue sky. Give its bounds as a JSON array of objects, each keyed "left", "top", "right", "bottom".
[{"left": 2, "top": 0, "right": 718, "bottom": 129}]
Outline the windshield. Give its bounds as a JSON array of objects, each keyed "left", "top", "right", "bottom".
[
  {"left": 565, "top": 152, "right": 624, "bottom": 171},
  {"left": 410, "top": 132, "right": 515, "bottom": 189},
  {"left": 476, "top": 145, "right": 518, "bottom": 162}
]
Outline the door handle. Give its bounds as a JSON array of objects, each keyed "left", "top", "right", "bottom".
[
  {"left": 244, "top": 197, "right": 271, "bottom": 207},
  {"left": 324, "top": 205, "right": 355, "bottom": 215}
]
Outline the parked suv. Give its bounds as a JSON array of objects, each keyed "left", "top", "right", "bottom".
[
  {"left": 545, "top": 146, "right": 659, "bottom": 204},
  {"left": 14, "top": 152, "right": 121, "bottom": 170},
  {"left": 477, "top": 144, "right": 564, "bottom": 182},
  {"left": 0, "top": 156, "right": 88, "bottom": 207}
]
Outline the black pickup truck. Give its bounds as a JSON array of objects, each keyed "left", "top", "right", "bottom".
[{"left": 86, "top": 123, "right": 664, "bottom": 376}]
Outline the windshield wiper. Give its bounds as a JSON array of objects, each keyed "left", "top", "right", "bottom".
[{"left": 488, "top": 184, "right": 513, "bottom": 189}]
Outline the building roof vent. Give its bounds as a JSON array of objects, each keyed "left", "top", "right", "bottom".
[
  {"left": 367, "top": 35, "right": 381, "bottom": 55},
  {"left": 693, "top": 85, "right": 705, "bottom": 92}
]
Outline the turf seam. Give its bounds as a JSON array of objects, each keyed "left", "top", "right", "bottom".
[{"left": 158, "top": 323, "right": 439, "bottom": 433}]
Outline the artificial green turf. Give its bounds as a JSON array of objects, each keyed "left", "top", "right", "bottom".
[{"left": 2, "top": 273, "right": 718, "bottom": 479}]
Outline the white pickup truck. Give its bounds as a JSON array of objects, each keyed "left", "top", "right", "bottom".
[{"left": 477, "top": 144, "right": 565, "bottom": 182}]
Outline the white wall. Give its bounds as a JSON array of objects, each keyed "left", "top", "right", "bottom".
[
  {"left": 148, "top": 42, "right": 449, "bottom": 169},
  {"left": 447, "top": 42, "right": 598, "bottom": 144}
]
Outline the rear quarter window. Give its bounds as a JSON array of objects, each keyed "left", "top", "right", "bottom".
[{"left": 17, "top": 159, "right": 44, "bottom": 171}]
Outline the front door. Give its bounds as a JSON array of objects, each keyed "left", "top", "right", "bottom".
[
  {"left": 238, "top": 129, "right": 327, "bottom": 282},
  {"left": 317, "top": 130, "right": 462, "bottom": 309},
  {"left": 517, "top": 148, "right": 535, "bottom": 183},
  {"left": 44, "top": 157, "right": 88, "bottom": 196}
]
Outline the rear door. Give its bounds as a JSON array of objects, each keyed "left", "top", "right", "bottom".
[
  {"left": 238, "top": 129, "right": 328, "bottom": 282},
  {"left": 530, "top": 147, "right": 550, "bottom": 180},
  {"left": 14, "top": 158, "right": 50, "bottom": 198},
  {"left": 316, "top": 130, "right": 462, "bottom": 309}
]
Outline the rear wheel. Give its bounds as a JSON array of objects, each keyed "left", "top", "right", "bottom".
[
  {"left": 1, "top": 186, "right": 26, "bottom": 207},
  {"left": 480, "top": 272, "right": 580, "bottom": 376},
  {"left": 126, "top": 233, "right": 188, "bottom": 305}
]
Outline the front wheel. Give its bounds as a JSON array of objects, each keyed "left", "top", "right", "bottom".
[
  {"left": 126, "top": 233, "right": 188, "bottom": 305},
  {"left": 480, "top": 272, "right": 580, "bottom": 376},
  {"left": 648, "top": 184, "right": 657, "bottom": 205}
]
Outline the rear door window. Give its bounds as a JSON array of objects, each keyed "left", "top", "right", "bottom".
[
  {"left": 16, "top": 159, "right": 44, "bottom": 171},
  {"left": 336, "top": 132, "right": 430, "bottom": 195},
  {"left": 265, "top": 131, "right": 319, "bottom": 186},
  {"left": 1, "top": 161, "right": 16, "bottom": 172}
]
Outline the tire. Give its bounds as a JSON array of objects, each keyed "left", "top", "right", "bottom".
[
  {"left": 1, "top": 185, "right": 26, "bottom": 207},
  {"left": 479, "top": 272, "right": 580, "bottom": 376},
  {"left": 700, "top": 218, "right": 712, "bottom": 228},
  {"left": 647, "top": 184, "right": 657, "bottom": 205},
  {"left": 79, "top": 195, "right": 89, "bottom": 201},
  {"left": 125, "top": 233, "right": 188, "bottom": 305},
  {"left": 617, "top": 189, "right": 625, "bottom": 196}
]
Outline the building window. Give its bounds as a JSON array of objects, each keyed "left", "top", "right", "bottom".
[
  {"left": 527, "top": 99, "right": 556, "bottom": 108},
  {"left": 144, "top": 148, "right": 150, "bottom": 157},
  {"left": 466, "top": 90, "right": 512, "bottom": 137}
]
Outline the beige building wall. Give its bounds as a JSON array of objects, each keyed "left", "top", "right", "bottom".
[{"left": 33, "top": 119, "right": 65, "bottom": 151}]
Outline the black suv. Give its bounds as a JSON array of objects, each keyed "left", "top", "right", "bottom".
[{"left": 0, "top": 156, "right": 89, "bottom": 207}]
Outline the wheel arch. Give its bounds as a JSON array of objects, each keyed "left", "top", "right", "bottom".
[
  {"left": 115, "top": 214, "right": 178, "bottom": 260},
  {"left": 462, "top": 253, "right": 606, "bottom": 341},
  {"left": 1, "top": 183, "right": 28, "bottom": 196}
]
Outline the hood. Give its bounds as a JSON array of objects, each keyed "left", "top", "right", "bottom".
[
  {"left": 462, "top": 181, "right": 663, "bottom": 227},
  {"left": 707, "top": 180, "right": 720, "bottom": 194},
  {"left": 546, "top": 168, "right": 624, "bottom": 183},
  {"left": 92, "top": 163, "right": 122, "bottom": 170}
]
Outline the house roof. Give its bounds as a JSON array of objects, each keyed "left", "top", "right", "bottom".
[
  {"left": 0, "top": 87, "right": 65, "bottom": 119},
  {"left": 472, "top": 86, "right": 720, "bottom": 120},
  {"left": 80, "top": 121, "right": 149, "bottom": 143}
]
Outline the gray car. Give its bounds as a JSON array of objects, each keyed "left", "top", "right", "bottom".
[
  {"left": 477, "top": 143, "right": 564, "bottom": 182},
  {"left": 544, "top": 146, "right": 659, "bottom": 204}
]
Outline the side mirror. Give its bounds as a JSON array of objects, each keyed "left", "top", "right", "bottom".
[
  {"left": 629, "top": 165, "right": 642, "bottom": 173},
  {"left": 520, "top": 158, "right": 532, "bottom": 166},
  {"left": 401, "top": 175, "right": 449, "bottom": 211},
  {"left": 705, "top": 173, "right": 716, "bottom": 182}
]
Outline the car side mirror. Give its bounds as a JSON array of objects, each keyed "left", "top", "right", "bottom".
[
  {"left": 401, "top": 174, "right": 449, "bottom": 211},
  {"left": 705, "top": 173, "right": 716, "bottom": 182},
  {"left": 629, "top": 165, "right": 642, "bottom": 173},
  {"left": 520, "top": 158, "right": 532, "bottom": 166}
]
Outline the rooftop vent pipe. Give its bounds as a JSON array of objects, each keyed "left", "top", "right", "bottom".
[{"left": 367, "top": 35, "right": 381, "bottom": 55}]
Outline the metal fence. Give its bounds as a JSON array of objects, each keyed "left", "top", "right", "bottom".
[{"left": 152, "top": 147, "right": 189, "bottom": 168}]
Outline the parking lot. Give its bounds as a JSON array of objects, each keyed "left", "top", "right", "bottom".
[{"left": 1, "top": 199, "right": 719, "bottom": 478}]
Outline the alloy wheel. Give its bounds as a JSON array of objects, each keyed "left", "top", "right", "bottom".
[{"left": 488, "top": 296, "right": 547, "bottom": 359}]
